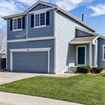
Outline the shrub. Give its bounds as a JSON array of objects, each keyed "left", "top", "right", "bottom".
[
  {"left": 92, "top": 67, "right": 103, "bottom": 73},
  {"left": 77, "top": 66, "right": 91, "bottom": 73}
]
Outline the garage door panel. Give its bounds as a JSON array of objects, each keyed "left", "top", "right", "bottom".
[{"left": 13, "top": 52, "right": 48, "bottom": 73}]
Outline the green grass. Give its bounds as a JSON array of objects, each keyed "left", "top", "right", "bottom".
[{"left": 0, "top": 73, "right": 105, "bottom": 105}]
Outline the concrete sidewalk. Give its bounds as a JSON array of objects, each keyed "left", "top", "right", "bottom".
[{"left": 0, "top": 92, "right": 82, "bottom": 105}]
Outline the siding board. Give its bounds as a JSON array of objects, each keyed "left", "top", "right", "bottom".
[{"left": 55, "top": 11, "right": 93, "bottom": 73}]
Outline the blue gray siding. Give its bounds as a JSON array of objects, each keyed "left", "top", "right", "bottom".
[
  {"left": 7, "top": 18, "right": 26, "bottom": 40},
  {"left": 13, "top": 52, "right": 48, "bottom": 73},
  {"left": 31, "top": 4, "right": 50, "bottom": 11},
  {"left": 7, "top": 40, "right": 55, "bottom": 73},
  {"left": 55, "top": 11, "right": 94, "bottom": 73},
  {"left": 28, "top": 9, "right": 54, "bottom": 38},
  {"left": 76, "top": 30, "right": 94, "bottom": 37},
  {"left": 98, "top": 38, "right": 105, "bottom": 69}
]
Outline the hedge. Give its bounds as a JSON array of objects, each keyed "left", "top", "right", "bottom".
[
  {"left": 77, "top": 66, "right": 91, "bottom": 73},
  {"left": 92, "top": 67, "right": 103, "bottom": 73}
]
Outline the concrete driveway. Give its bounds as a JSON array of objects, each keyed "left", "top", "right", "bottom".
[
  {"left": 0, "top": 92, "right": 82, "bottom": 105},
  {"left": 0, "top": 72, "right": 38, "bottom": 85}
]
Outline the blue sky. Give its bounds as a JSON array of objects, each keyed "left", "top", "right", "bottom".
[{"left": 0, "top": 0, "right": 105, "bottom": 36}]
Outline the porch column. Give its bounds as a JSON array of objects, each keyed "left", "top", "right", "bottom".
[
  {"left": 89, "top": 43, "right": 92, "bottom": 67},
  {"left": 94, "top": 40, "right": 98, "bottom": 67}
]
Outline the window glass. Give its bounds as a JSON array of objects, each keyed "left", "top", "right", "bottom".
[
  {"left": 14, "top": 19, "right": 18, "bottom": 29},
  {"left": 40, "top": 13, "right": 45, "bottom": 25},
  {"left": 35, "top": 14, "right": 39, "bottom": 26}
]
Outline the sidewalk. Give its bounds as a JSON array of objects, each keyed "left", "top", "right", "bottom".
[{"left": 0, "top": 92, "right": 83, "bottom": 105}]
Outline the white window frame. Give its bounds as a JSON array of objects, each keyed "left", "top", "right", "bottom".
[
  {"left": 103, "top": 45, "right": 105, "bottom": 61},
  {"left": 13, "top": 17, "right": 22, "bottom": 31},
  {"left": 76, "top": 45, "right": 86, "bottom": 66},
  {"left": 34, "top": 12, "right": 46, "bottom": 28}
]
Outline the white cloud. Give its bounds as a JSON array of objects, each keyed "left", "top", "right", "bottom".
[
  {"left": 0, "top": 0, "right": 25, "bottom": 28},
  {"left": 89, "top": 4, "right": 105, "bottom": 16},
  {"left": 15, "top": 0, "right": 50, "bottom": 6},
  {"left": 15, "top": 0, "right": 38, "bottom": 6},
  {"left": 0, "top": 0, "right": 23, "bottom": 16},
  {"left": 56, "top": 0, "right": 93, "bottom": 11}
]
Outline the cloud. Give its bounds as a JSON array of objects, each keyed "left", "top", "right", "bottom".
[
  {"left": 89, "top": 4, "right": 105, "bottom": 16},
  {"left": 15, "top": 0, "right": 38, "bottom": 6},
  {"left": 55, "top": 0, "right": 93, "bottom": 11}
]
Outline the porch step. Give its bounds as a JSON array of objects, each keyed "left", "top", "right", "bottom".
[{"left": 65, "top": 66, "right": 77, "bottom": 73}]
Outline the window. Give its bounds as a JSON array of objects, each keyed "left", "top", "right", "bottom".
[
  {"left": 31, "top": 12, "right": 49, "bottom": 28},
  {"left": 35, "top": 14, "right": 39, "bottom": 26},
  {"left": 13, "top": 18, "right": 22, "bottom": 30},
  {"left": 40, "top": 13, "right": 45, "bottom": 25},
  {"left": 103, "top": 46, "right": 105, "bottom": 60}
]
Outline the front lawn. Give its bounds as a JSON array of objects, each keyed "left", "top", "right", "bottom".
[{"left": 0, "top": 73, "right": 105, "bottom": 105}]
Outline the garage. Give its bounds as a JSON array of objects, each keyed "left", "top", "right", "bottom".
[{"left": 10, "top": 48, "right": 50, "bottom": 73}]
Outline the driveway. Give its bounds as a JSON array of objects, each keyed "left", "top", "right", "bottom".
[
  {"left": 0, "top": 71, "right": 78, "bottom": 85},
  {"left": 0, "top": 92, "right": 82, "bottom": 105},
  {"left": 0, "top": 72, "right": 38, "bottom": 85}
]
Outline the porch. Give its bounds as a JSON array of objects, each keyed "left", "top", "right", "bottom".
[{"left": 67, "top": 35, "right": 99, "bottom": 72}]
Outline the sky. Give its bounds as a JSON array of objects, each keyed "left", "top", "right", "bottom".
[{"left": 0, "top": 0, "right": 105, "bottom": 36}]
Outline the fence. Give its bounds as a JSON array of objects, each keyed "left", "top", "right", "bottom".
[{"left": 0, "top": 58, "right": 6, "bottom": 70}]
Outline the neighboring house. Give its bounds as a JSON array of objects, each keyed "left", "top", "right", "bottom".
[{"left": 2, "top": 1, "right": 105, "bottom": 74}]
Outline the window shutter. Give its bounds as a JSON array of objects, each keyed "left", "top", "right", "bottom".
[
  {"left": 46, "top": 12, "right": 50, "bottom": 25},
  {"left": 18, "top": 18, "right": 21, "bottom": 29},
  {"left": 31, "top": 14, "right": 34, "bottom": 27},
  {"left": 10, "top": 19, "right": 13, "bottom": 31},
  {"left": 22, "top": 17, "right": 25, "bottom": 29}
]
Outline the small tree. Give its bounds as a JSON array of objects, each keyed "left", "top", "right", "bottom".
[{"left": 0, "top": 29, "right": 6, "bottom": 58}]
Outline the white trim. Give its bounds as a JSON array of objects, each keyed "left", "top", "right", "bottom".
[
  {"left": 13, "top": 17, "right": 23, "bottom": 31},
  {"left": 10, "top": 48, "right": 51, "bottom": 73},
  {"left": 34, "top": 25, "right": 46, "bottom": 29},
  {"left": 28, "top": 8, "right": 52, "bottom": 14},
  {"left": 76, "top": 27, "right": 96, "bottom": 35},
  {"left": 25, "top": 1, "right": 57, "bottom": 13},
  {"left": 54, "top": 9, "right": 56, "bottom": 73},
  {"left": 70, "top": 41, "right": 91, "bottom": 44},
  {"left": 103, "top": 45, "right": 105, "bottom": 61},
  {"left": 6, "top": 20, "right": 8, "bottom": 69},
  {"left": 7, "top": 36, "right": 55, "bottom": 43},
  {"left": 94, "top": 40, "right": 98, "bottom": 66},
  {"left": 76, "top": 45, "right": 86, "bottom": 66},
  {"left": 92, "top": 36, "right": 99, "bottom": 44},
  {"left": 27, "top": 36, "right": 55, "bottom": 41},
  {"left": 7, "top": 39, "right": 27, "bottom": 43},
  {"left": 89, "top": 43, "right": 92, "bottom": 67}
]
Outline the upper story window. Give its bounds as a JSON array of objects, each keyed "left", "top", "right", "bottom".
[
  {"left": 10, "top": 17, "right": 25, "bottom": 31},
  {"left": 31, "top": 11, "right": 50, "bottom": 28},
  {"left": 103, "top": 46, "right": 105, "bottom": 61},
  {"left": 13, "top": 18, "right": 22, "bottom": 31}
]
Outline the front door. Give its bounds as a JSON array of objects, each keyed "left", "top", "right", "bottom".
[{"left": 78, "top": 47, "right": 85, "bottom": 65}]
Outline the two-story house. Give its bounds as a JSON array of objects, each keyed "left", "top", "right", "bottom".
[{"left": 3, "top": 1, "right": 105, "bottom": 74}]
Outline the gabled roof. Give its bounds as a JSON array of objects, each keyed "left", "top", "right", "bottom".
[
  {"left": 70, "top": 35, "right": 98, "bottom": 43},
  {"left": 24, "top": 1, "right": 58, "bottom": 13},
  {"left": 2, "top": 1, "right": 96, "bottom": 32}
]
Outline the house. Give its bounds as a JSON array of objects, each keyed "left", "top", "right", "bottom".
[{"left": 2, "top": 1, "right": 105, "bottom": 74}]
